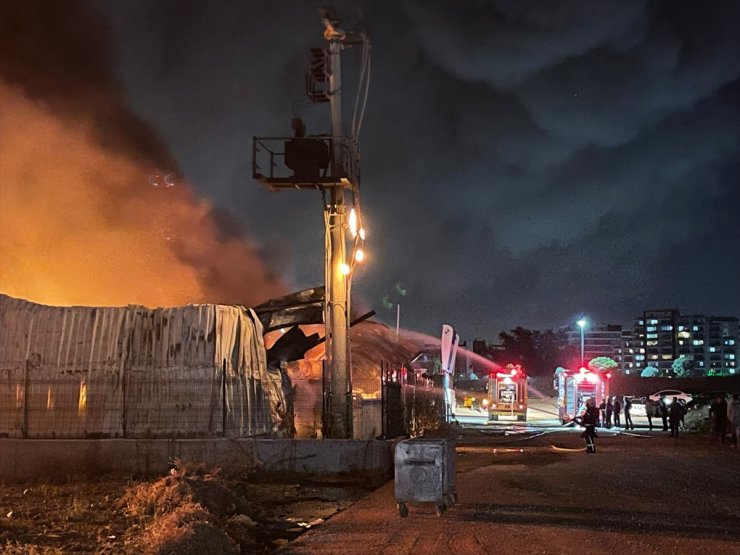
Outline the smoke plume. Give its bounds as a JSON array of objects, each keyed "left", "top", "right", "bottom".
[{"left": 0, "top": 1, "right": 284, "bottom": 308}]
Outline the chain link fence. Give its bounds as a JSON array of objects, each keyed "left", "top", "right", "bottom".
[{"left": 0, "top": 372, "right": 275, "bottom": 439}]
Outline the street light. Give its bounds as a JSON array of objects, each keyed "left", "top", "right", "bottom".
[{"left": 577, "top": 317, "right": 587, "bottom": 366}]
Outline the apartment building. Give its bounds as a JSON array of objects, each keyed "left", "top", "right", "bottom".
[
  {"left": 632, "top": 310, "right": 738, "bottom": 375},
  {"left": 565, "top": 323, "right": 626, "bottom": 370}
]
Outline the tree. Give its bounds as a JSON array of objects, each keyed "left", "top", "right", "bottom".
[
  {"left": 496, "top": 327, "right": 577, "bottom": 376},
  {"left": 640, "top": 366, "right": 660, "bottom": 378},
  {"left": 587, "top": 357, "right": 617, "bottom": 373},
  {"left": 672, "top": 355, "right": 701, "bottom": 378}
]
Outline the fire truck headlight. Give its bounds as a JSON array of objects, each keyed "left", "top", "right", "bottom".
[
  {"left": 518, "top": 404, "right": 524, "bottom": 409},
  {"left": 482, "top": 399, "right": 489, "bottom": 407}
]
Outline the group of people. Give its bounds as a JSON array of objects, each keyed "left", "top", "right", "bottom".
[
  {"left": 643, "top": 396, "right": 687, "bottom": 436},
  {"left": 597, "top": 396, "right": 637, "bottom": 430},
  {"left": 577, "top": 393, "right": 740, "bottom": 452}
]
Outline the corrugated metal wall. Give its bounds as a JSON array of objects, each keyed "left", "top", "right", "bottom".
[{"left": 0, "top": 295, "right": 281, "bottom": 439}]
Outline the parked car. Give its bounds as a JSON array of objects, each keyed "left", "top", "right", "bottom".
[
  {"left": 649, "top": 390, "right": 693, "bottom": 405},
  {"left": 629, "top": 396, "right": 647, "bottom": 416}
]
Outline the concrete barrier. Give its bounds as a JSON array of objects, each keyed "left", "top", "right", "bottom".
[{"left": 0, "top": 438, "right": 393, "bottom": 483}]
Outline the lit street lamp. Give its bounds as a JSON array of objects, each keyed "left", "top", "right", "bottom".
[{"left": 577, "top": 317, "right": 587, "bottom": 366}]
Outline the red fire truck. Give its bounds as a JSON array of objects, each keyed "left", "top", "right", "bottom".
[
  {"left": 488, "top": 364, "right": 528, "bottom": 421},
  {"left": 555, "top": 366, "right": 611, "bottom": 424}
]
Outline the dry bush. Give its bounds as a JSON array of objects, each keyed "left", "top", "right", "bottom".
[
  {"left": 411, "top": 395, "right": 445, "bottom": 435},
  {"left": 119, "top": 460, "right": 250, "bottom": 554},
  {"left": 121, "top": 474, "right": 194, "bottom": 520},
  {"left": 141, "top": 501, "right": 238, "bottom": 555},
  {"left": 684, "top": 407, "right": 712, "bottom": 433}
]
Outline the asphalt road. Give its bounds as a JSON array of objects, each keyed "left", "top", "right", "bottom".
[{"left": 453, "top": 397, "right": 675, "bottom": 430}]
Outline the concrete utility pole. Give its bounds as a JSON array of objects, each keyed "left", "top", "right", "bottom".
[
  {"left": 253, "top": 11, "right": 365, "bottom": 439},
  {"left": 324, "top": 15, "right": 351, "bottom": 438}
]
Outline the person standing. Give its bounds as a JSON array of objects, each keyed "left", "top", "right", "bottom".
[
  {"left": 578, "top": 399, "right": 600, "bottom": 453},
  {"left": 598, "top": 399, "right": 606, "bottom": 428},
  {"left": 613, "top": 396, "right": 622, "bottom": 428},
  {"left": 624, "top": 396, "right": 634, "bottom": 430},
  {"left": 659, "top": 398, "right": 669, "bottom": 431},
  {"left": 669, "top": 397, "right": 685, "bottom": 437},
  {"left": 708, "top": 394, "right": 729, "bottom": 445},
  {"left": 645, "top": 396, "right": 656, "bottom": 431},
  {"left": 728, "top": 394, "right": 740, "bottom": 449},
  {"left": 605, "top": 397, "right": 614, "bottom": 429}
]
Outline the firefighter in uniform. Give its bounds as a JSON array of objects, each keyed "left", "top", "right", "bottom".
[{"left": 577, "top": 399, "right": 600, "bottom": 453}]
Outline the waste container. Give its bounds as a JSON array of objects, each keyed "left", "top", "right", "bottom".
[{"left": 394, "top": 438, "right": 456, "bottom": 517}]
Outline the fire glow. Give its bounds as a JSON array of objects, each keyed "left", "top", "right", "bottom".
[{"left": 0, "top": 83, "right": 284, "bottom": 308}]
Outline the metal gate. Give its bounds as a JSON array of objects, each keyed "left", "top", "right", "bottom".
[{"left": 381, "top": 360, "right": 406, "bottom": 438}]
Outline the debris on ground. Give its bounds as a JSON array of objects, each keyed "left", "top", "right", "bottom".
[{"left": 0, "top": 461, "right": 376, "bottom": 554}]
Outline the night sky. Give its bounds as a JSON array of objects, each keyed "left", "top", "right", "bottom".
[{"left": 3, "top": 1, "right": 740, "bottom": 339}]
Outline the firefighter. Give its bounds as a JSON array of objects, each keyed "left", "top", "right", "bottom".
[{"left": 578, "top": 399, "right": 600, "bottom": 453}]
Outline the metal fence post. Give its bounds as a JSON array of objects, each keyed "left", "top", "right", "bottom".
[{"left": 222, "top": 359, "right": 227, "bottom": 437}]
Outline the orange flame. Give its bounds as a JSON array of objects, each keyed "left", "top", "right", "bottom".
[{"left": 0, "top": 82, "right": 283, "bottom": 308}]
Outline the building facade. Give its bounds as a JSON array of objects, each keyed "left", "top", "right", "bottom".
[
  {"left": 631, "top": 309, "right": 738, "bottom": 376},
  {"left": 565, "top": 323, "right": 625, "bottom": 370},
  {"left": 565, "top": 310, "right": 738, "bottom": 376}
]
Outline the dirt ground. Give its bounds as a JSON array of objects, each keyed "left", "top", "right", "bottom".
[
  {"left": 285, "top": 429, "right": 740, "bottom": 554},
  {"left": 2, "top": 429, "right": 738, "bottom": 554},
  {"left": 0, "top": 467, "right": 375, "bottom": 554}
]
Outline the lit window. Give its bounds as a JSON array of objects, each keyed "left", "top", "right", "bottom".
[
  {"left": 727, "top": 354, "right": 736, "bottom": 360},
  {"left": 678, "top": 340, "right": 684, "bottom": 346},
  {"left": 650, "top": 355, "right": 659, "bottom": 360},
  {"left": 646, "top": 326, "right": 657, "bottom": 332},
  {"left": 649, "top": 319, "right": 658, "bottom": 325},
  {"left": 678, "top": 326, "right": 685, "bottom": 331},
  {"left": 693, "top": 339, "right": 704, "bottom": 346},
  {"left": 647, "top": 333, "right": 658, "bottom": 339},
  {"left": 661, "top": 325, "right": 673, "bottom": 331},
  {"left": 699, "top": 361, "right": 705, "bottom": 367},
  {"left": 677, "top": 331, "right": 690, "bottom": 339},
  {"left": 635, "top": 355, "right": 645, "bottom": 360},
  {"left": 709, "top": 347, "right": 716, "bottom": 353},
  {"left": 646, "top": 341, "right": 658, "bottom": 346},
  {"left": 638, "top": 320, "right": 644, "bottom": 325},
  {"left": 725, "top": 339, "right": 736, "bottom": 346},
  {"left": 692, "top": 326, "right": 699, "bottom": 331},
  {"left": 661, "top": 354, "right": 672, "bottom": 360},
  {"left": 640, "top": 348, "right": 645, "bottom": 353}
]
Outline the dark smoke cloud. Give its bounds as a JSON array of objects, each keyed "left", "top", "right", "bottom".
[
  {"left": 0, "top": 0, "right": 284, "bottom": 308},
  {"left": 85, "top": 0, "right": 740, "bottom": 337},
  {"left": 0, "top": 1, "right": 171, "bottom": 167}
]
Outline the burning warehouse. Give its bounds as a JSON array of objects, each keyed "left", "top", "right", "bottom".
[
  {"left": 0, "top": 295, "right": 284, "bottom": 439},
  {"left": 0, "top": 293, "right": 420, "bottom": 441}
]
